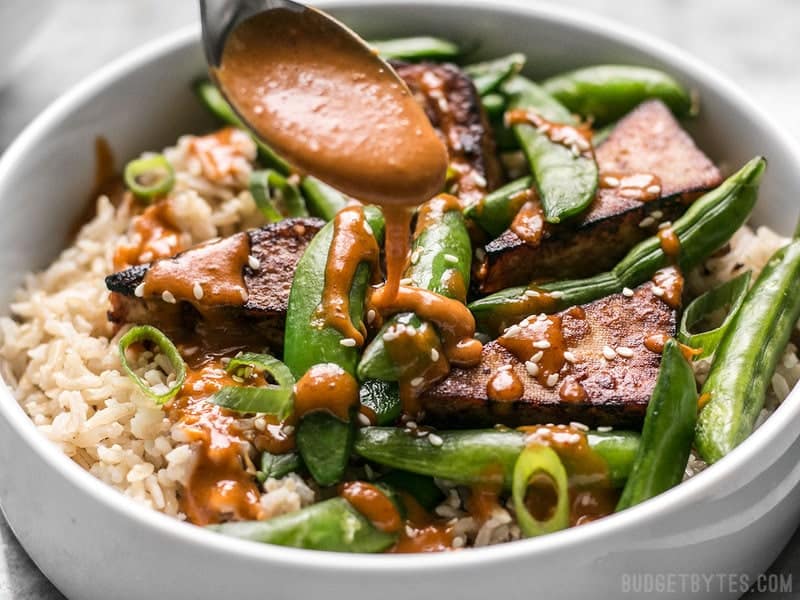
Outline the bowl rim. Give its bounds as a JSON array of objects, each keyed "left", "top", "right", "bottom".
[{"left": 1, "top": 0, "right": 800, "bottom": 574}]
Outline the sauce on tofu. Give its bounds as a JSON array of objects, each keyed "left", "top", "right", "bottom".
[{"left": 113, "top": 200, "right": 185, "bottom": 270}]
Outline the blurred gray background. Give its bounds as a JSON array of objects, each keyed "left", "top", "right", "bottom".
[{"left": 0, "top": 0, "right": 797, "bottom": 598}]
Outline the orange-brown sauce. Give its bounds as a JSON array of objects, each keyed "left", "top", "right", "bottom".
[
  {"left": 486, "top": 367, "right": 524, "bottom": 402},
  {"left": 657, "top": 226, "right": 681, "bottom": 259},
  {"left": 510, "top": 199, "right": 545, "bottom": 247},
  {"left": 189, "top": 127, "right": 252, "bottom": 182},
  {"left": 600, "top": 172, "right": 662, "bottom": 202},
  {"left": 340, "top": 481, "right": 402, "bottom": 533},
  {"left": 142, "top": 232, "right": 250, "bottom": 306},
  {"left": 482, "top": 288, "right": 561, "bottom": 336},
  {"left": 558, "top": 376, "right": 588, "bottom": 403},
  {"left": 643, "top": 332, "right": 701, "bottom": 361},
  {"left": 113, "top": 200, "right": 185, "bottom": 270},
  {"left": 293, "top": 362, "right": 359, "bottom": 421},
  {"left": 498, "top": 314, "right": 566, "bottom": 387},
  {"left": 390, "top": 493, "right": 454, "bottom": 553},
  {"left": 505, "top": 108, "right": 593, "bottom": 159},
  {"left": 652, "top": 265, "right": 684, "bottom": 309}
]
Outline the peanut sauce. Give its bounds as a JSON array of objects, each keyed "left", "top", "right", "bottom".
[
  {"left": 483, "top": 289, "right": 561, "bottom": 336},
  {"left": 498, "top": 314, "right": 566, "bottom": 387},
  {"left": 558, "top": 376, "right": 588, "bottom": 403},
  {"left": 505, "top": 108, "right": 593, "bottom": 158},
  {"left": 113, "top": 200, "right": 185, "bottom": 270},
  {"left": 292, "top": 362, "right": 360, "bottom": 421},
  {"left": 142, "top": 233, "right": 250, "bottom": 307},
  {"left": 643, "top": 332, "right": 701, "bottom": 361},
  {"left": 340, "top": 481, "right": 402, "bottom": 533},
  {"left": 189, "top": 127, "right": 253, "bottom": 182},
  {"left": 599, "top": 172, "right": 662, "bottom": 202},
  {"left": 317, "top": 204, "right": 380, "bottom": 344},
  {"left": 698, "top": 392, "right": 712, "bottom": 411},
  {"left": 652, "top": 265, "right": 684, "bottom": 309},
  {"left": 390, "top": 492, "right": 454, "bottom": 553},
  {"left": 215, "top": 7, "right": 447, "bottom": 208},
  {"left": 486, "top": 366, "right": 524, "bottom": 402},
  {"left": 657, "top": 225, "right": 681, "bottom": 259},
  {"left": 510, "top": 199, "right": 545, "bottom": 247}
]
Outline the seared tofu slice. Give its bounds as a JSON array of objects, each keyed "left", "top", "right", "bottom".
[
  {"left": 392, "top": 60, "right": 503, "bottom": 206},
  {"left": 477, "top": 100, "right": 721, "bottom": 293},
  {"left": 106, "top": 217, "right": 323, "bottom": 349},
  {"left": 420, "top": 282, "right": 677, "bottom": 428}
]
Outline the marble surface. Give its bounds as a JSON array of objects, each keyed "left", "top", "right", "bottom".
[{"left": 0, "top": 1, "right": 797, "bottom": 598}]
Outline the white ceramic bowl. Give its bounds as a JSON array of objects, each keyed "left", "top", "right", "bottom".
[{"left": 1, "top": 2, "right": 799, "bottom": 599}]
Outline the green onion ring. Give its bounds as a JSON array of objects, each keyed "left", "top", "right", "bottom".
[
  {"left": 678, "top": 270, "right": 751, "bottom": 359},
  {"left": 118, "top": 325, "right": 186, "bottom": 404},
  {"left": 512, "top": 444, "right": 570, "bottom": 537},
  {"left": 211, "top": 352, "right": 295, "bottom": 419},
  {"left": 124, "top": 154, "right": 175, "bottom": 199}
]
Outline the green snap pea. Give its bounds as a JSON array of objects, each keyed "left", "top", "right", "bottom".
[
  {"left": 464, "top": 176, "right": 533, "bottom": 238},
  {"left": 482, "top": 93, "right": 507, "bottom": 120},
  {"left": 354, "top": 427, "right": 640, "bottom": 489},
  {"left": 208, "top": 498, "right": 396, "bottom": 552},
  {"left": 542, "top": 65, "right": 693, "bottom": 126},
  {"left": 470, "top": 157, "right": 766, "bottom": 335},
  {"left": 249, "top": 169, "right": 308, "bottom": 221},
  {"left": 257, "top": 452, "right": 303, "bottom": 482},
  {"left": 616, "top": 339, "right": 698, "bottom": 511},
  {"left": 284, "top": 206, "right": 385, "bottom": 486},
  {"left": 377, "top": 470, "right": 444, "bottom": 511},
  {"left": 359, "top": 379, "right": 401, "bottom": 425},
  {"left": 300, "top": 177, "right": 349, "bottom": 221},
  {"left": 369, "top": 36, "right": 460, "bottom": 61},
  {"left": 695, "top": 226, "right": 800, "bottom": 463},
  {"left": 357, "top": 202, "right": 470, "bottom": 381},
  {"left": 502, "top": 76, "right": 598, "bottom": 223},
  {"left": 464, "top": 53, "right": 526, "bottom": 96},
  {"left": 678, "top": 270, "right": 751, "bottom": 359}
]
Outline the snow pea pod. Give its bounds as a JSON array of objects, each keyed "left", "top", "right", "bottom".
[
  {"left": 502, "top": 76, "right": 597, "bottom": 223},
  {"left": 208, "top": 497, "right": 397, "bottom": 552},
  {"left": 354, "top": 427, "right": 640, "bottom": 488},
  {"left": 616, "top": 339, "right": 698, "bottom": 510},
  {"left": 464, "top": 53, "right": 526, "bottom": 96},
  {"left": 369, "top": 36, "right": 460, "bottom": 61},
  {"left": 542, "top": 65, "right": 693, "bottom": 126},
  {"left": 470, "top": 157, "right": 766, "bottom": 335},
  {"left": 695, "top": 227, "right": 800, "bottom": 463},
  {"left": 464, "top": 176, "right": 533, "bottom": 237}
]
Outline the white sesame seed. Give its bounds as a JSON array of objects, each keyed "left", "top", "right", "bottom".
[
  {"left": 405, "top": 326, "right": 417, "bottom": 336},
  {"left": 524, "top": 289, "right": 540, "bottom": 298},
  {"left": 452, "top": 536, "right": 466, "bottom": 549},
  {"left": 658, "top": 221, "right": 672, "bottom": 230},
  {"left": 650, "top": 210, "right": 664, "bottom": 220},
  {"left": 519, "top": 318, "right": 531, "bottom": 327},
  {"left": 570, "top": 421, "right": 589, "bottom": 432},
  {"left": 647, "top": 185, "right": 661, "bottom": 195},
  {"left": 282, "top": 425, "right": 295, "bottom": 435},
  {"left": 530, "top": 351, "right": 544, "bottom": 363},
  {"left": 504, "top": 325, "right": 521, "bottom": 337},
  {"left": 240, "top": 289, "right": 249, "bottom": 302},
  {"left": 639, "top": 217, "right": 655, "bottom": 228},
  {"left": 405, "top": 525, "right": 417, "bottom": 538},
  {"left": 248, "top": 254, "right": 260, "bottom": 270},
  {"left": 603, "top": 176, "right": 620, "bottom": 187},
  {"left": 253, "top": 417, "right": 266, "bottom": 431},
  {"left": 410, "top": 377, "right": 425, "bottom": 388},
  {"left": 410, "top": 249, "right": 421, "bottom": 265},
  {"left": 406, "top": 421, "right": 417, "bottom": 430},
  {"left": 550, "top": 291, "right": 565, "bottom": 299},
  {"left": 134, "top": 283, "right": 146, "bottom": 298},
  {"left": 430, "top": 348, "right": 440, "bottom": 362},
  {"left": 652, "top": 286, "right": 665, "bottom": 297},
  {"left": 193, "top": 283, "right": 204, "bottom": 300},
  {"left": 563, "top": 351, "right": 577, "bottom": 363},
  {"left": 616, "top": 346, "right": 634, "bottom": 358},
  {"left": 473, "top": 173, "right": 488, "bottom": 188},
  {"left": 525, "top": 361, "right": 539, "bottom": 377},
  {"left": 622, "top": 287, "right": 634, "bottom": 297},
  {"left": 417, "top": 430, "right": 429, "bottom": 437},
  {"left": 357, "top": 412, "right": 371, "bottom": 427},
  {"left": 400, "top": 277, "right": 414, "bottom": 286},
  {"left": 140, "top": 251, "right": 154, "bottom": 263},
  {"left": 428, "top": 433, "right": 443, "bottom": 447},
  {"left": 340, "top": 337, "right": 358, "bottom": 347},
  {"left": 602, "top": 345, "right": 617, "bottom": 360},
  {"left": 162, "top": 290, "right": 176, "bottom": 304},
  {"left": 533, "top": 340, "right": 551, "bottom": 349},
  {"left": 382, "top": 331, "right": 398, "bottom": 342},
  {"left": 366, "top": 309, "right": 377, "bottom": 324},
  {"left": 597, "top": 425, "right": 613, "bottom": 433},
  {"left": 364, "top": 222, "right": 374, "bottom": 236},
  {"left": 444, "top": 253, "right": 459, "bottom": 265},
  {"left": 537, "top": 313, "right": 548, "bottom": 321},
  {"left": 546, "top": 373, "right": 559, "bottom": 387}
]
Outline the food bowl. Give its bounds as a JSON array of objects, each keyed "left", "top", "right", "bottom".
[{"left": 1, "top": 1, "right": 799, "bottom": 598}]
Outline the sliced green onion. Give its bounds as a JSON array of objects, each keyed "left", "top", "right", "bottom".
[
  {"left": 512, "top": 444, "right": 570, "bottom": 538},
  {"left": 249, "top": 169, "right": 308, "bottom": 221},
  {"left": 257, "top": 451, "right": 303, "bottom": 482},
  {"left": 118, "top": 325, "right": 186, "bottom": 404},
  {"left": 678, "top": 270, "right": 751, "bottom": 359},
  {"left": 211, "top": 352, "right": 295, "bottom": 419},
  {"left": 124, "top": 155, "right": 175, "bottom": 199}
]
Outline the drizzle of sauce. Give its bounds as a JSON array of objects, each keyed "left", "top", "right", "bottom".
[
  {"left": 505, "top": 108, "right": 593, "bottom": 158},
  {"left": 340, "top": 481, "right": 402, "bottom": 533},
  {"left": 498, "top": 314, "right": 566, "bottom": 387},
  {"left": 558, "top": 375, "right": 588, "bottom": 403},
  {"left": 293, "top": 362, "right": 359, "bottom": 421},
  {"left": 657, "top": 225, "right": 681, "bottom": 259},
  {"left": 698, "top": 392, "right": 712, "bottom": 411},
  {"left": 482, "top": 289, "right": 560, "bottom": 337},
  {"left": 599, "top": 172, "right": 662, "bottom": 202},
  {"left": 643, "top": 332, "right": 701, "bottom": 361},
  {"left": 113, "top": 200, "right": 185, "bottom": 270},
  {"left": 142, "top": 233, "right": 250, "bottom": 306},
  {"left": 651, "top": 265, "right": 684, "bottom": 309},
  {"left": 189, "top": 127, "right": 253, "bottom": 182},
  {"left": 510, "top": 199, "right": 545, "bottom": 247},
  {"left": 390, "top": 493, "right": 454, "bottom": 553},
  {"left": 214, "top": 7, "right": 447, "bottom": 207},
  {"left": 317, "top": 204, "right": 380, "bottom": 344},
  {"left": 486, "top": 366, "right": 524, "bottom": 402},
  {"left": 466, "top": 482, "right": 503, "bottom": 524}
]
